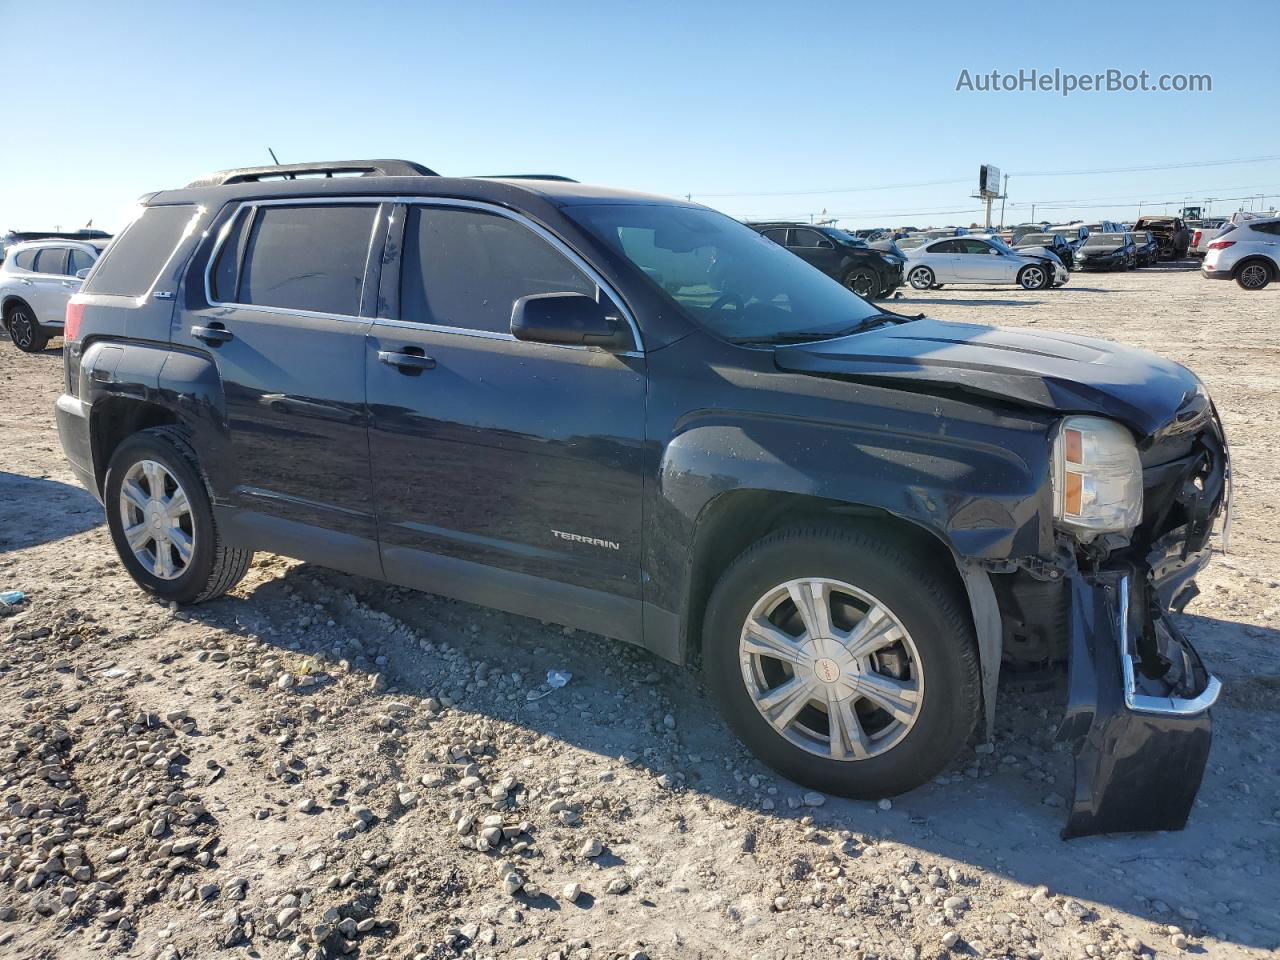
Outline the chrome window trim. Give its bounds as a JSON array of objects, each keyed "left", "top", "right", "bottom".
[
  {"left": 202, "top": 198, "right": 383, "bottom": 323},
  {"left": 201, "top": 194, "right": 644, "bottom": 351}
]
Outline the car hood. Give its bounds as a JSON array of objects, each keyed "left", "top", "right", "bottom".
[{"left": 772, "top": 317, "right": 1205, "bottom": 437}]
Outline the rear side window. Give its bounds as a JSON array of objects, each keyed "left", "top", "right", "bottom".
[
  {"left": 13, "top": 249, "right": 37, "bottom": 270},
  {"left": 1252, "top": 220, "right": 1280, "bottom": 236},
  {"left": 86, "top": 204, "right": 197, "bottom": 297},
  {"left": 400, "top": 206, "right": 595, "bottom": 334},
  {"left": 232, "top": 205, "right": 376, "bottom": 316},
  {"left": 34, "top": 248, "right": 67, "bottom": 274}
]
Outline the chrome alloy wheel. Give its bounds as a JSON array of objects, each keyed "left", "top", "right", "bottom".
[
  {"left": 118, "top": 459, "right": 195, "bottom": 580},
  {"left": 907, "top": 266, "right": 933, "bottom": 289},
  {"left": 1020, "top": 266, "right": 1046, "bottom": 289},
  {"left": 8, "top": 309, "right": 35, "bottom": 349},
  {"left": 738, "top": 578, "right": 924, "bottom": 761}
]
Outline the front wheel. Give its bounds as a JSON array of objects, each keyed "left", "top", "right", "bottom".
[
  {"left": 5, "top": 304, "right": 49, "bottom": 353},
  {"left": 842, "top": 267, "right": 880, "bottom": 299},
  {"left": 907, "top": 265, "right": 934, "bottom": 290},
  {"left": 104, "top": 426, "right": 253, "bottom": 603},
  {"left": 702, "top": 526, "right": 980, "bottom": 798},
  {"left": 1018, "top": 265, "right": 1047, "bottom": 290}
]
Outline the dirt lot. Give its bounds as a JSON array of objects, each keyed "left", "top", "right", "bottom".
[{"left": 1, "top": 262, "right": 1277, "bottom": 960}]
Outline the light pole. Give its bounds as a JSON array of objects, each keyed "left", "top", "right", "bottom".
[{"left": 999, "top": 174, "right": 1009, "bottom": 228}]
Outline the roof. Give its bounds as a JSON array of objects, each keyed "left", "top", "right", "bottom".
[{"left": 152, "top": 159, "right": 691, "bottom": 210}]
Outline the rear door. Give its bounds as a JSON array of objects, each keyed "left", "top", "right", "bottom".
[
  {"left": 30, "top": 247, "right": 73, "bottom": 323},
  {"left": 365, "top": 201, "right": 646, "bottom": 642},
  {"left": 177, "top": 199, "right": 386, "bottom": 577}
]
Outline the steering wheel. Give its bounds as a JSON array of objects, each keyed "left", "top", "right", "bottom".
[{"left": 709, "top": 291, "right": 744, "bottom": 322}]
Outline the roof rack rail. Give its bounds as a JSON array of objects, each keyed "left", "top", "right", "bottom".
[
  {"left": 470, "top": 174, "right": 579, "bottom": 182},
  {"left": 185, "top": 159, "right": 439, "bottom": 188}
]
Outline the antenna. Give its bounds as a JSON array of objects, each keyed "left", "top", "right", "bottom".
[{"left": 268, "top": 147, "right": 281, "bottom": 165}]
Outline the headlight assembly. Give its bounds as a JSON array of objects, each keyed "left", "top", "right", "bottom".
[{"left": 1052, "top": 415, "right": 1143, "bottom": 539}]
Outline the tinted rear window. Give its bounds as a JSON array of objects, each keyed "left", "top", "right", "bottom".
[
  {"left": 235, "top": 204, "right": 377, "bottom": 315},
  {"left": 86, "top": 205, "right": 197, "bottom": 297}
]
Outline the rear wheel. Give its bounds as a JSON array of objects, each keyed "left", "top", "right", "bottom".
[
  {"left": 907, "top": 265, "right": 934, "bottom": 290},
  {"left": 104, "top": 426, "right": 252, "bottom": 603},
  {"left": 1236, "top": 261, "right": 1273, "bottom": 290},
  {"left": 702, "top": 526, "right": 980, "bottom": 798},
  {"left": 5, "top": 303, "right": 48, "bottom": 353}
]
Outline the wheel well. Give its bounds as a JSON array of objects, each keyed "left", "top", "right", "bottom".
[
  {"left": 682, "top": 490, "right": 966, "bottom": 665},
  {"left": 2, "top": 296, "right": 33, "bottom": 321},
  {"left": 90, "top": 398, "right": 180, "bottom": 492}
]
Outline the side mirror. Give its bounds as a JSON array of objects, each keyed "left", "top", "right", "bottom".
[
  {"left": 511, "top": 292, "right": 630, "bottom": 350},
  {"left": 76, "top": 268, "right": 91, "bottom": 280}
]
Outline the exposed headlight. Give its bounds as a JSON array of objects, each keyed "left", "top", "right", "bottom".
[{"left": 1052, "top": 416, "right": 1143, "bottom": 539}]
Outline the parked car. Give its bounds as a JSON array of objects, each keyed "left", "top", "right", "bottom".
[
  {"left": 1131, "top": 230, "right": 1159, "bottom": 267},
  {"left": 1013, "top": 232, "right": 1076, "bottom": 272},
  {"left": 56, "top": 159, "right": 1228, "bottom": 835},
  {"left": 0, "top": 238, "right": 109, "bottom": 351},
  {"left": 1073, "top": 232, "right": 1137, "bottom": 271},
  {"left": 1084, "top": 220, "right": 1125, "bottom": 235},
  {"left": 1046, "top": 223, "right": 1090, "bottom": 250},
  {"left": 1132, "top": 216, "right": 1190, "bottom": 260},
  {"left": 1187, "top": 219, "right": 1228, "bottom": 259},
  {"left": 747, "top": 222, "right": 903, "bottom": 298},
  {"left": 1201, "top": 215, "right": 1280, "bottom": 289},
  {"left": 0, "top": 228, "right": 110, "bottom": 265},
  {"left": 904, "top": 235, "right": 1067, "bottom": 290}
]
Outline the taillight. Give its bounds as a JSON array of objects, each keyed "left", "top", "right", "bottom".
[
  {"left": 1193, "top": 231, "right": 1202, "bottom": 245},
  {"left": 64, "top": 300, "right": 85, "bottom": 341},
  {"left": 1208, "top": 240, "right": 1235, "bottom": 251}
]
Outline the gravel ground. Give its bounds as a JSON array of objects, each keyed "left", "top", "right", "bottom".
[{"left": 1, "top": 262, "right": 1277, "bottom": 960}]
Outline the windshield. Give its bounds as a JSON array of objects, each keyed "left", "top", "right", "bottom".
[
  {"left": 828, "top": 229, "right": 868, "bottom": 247},
  {"left": 985, "top": 236, "right": 1017, "bottom": 255},
  {"left": 1084, "top": 234, "right": 1126, "bottom": 247},
  {"left": 567, "top": 203, "right": 883, "bottom": 343},
  {"left": 898, "top": 235, "right": 930, "bottom": 249}
]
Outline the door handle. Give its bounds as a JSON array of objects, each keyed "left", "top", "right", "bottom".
[
  {"left": 192, "top": 324, "right": 234, "bottom": 344},
  {"left": 378, "top": 349, "right": 436, "bottom": 372}
]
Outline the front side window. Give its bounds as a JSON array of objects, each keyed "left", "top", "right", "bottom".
[
  {"left": 567, "top": 203, "right": 882, "bottom": 343},
  {"left": 399, "top": 206, "right": 596, "bottom": 334},
  {"left": 68, "top": 248, "right": 95, "bottom": 276},
  {"left": 789, "top": 229, "right": 828, "bottom": 249},
  {"left": 234, "top": 204, "right": 377, "bottom": 316},
  {"left": 34, "top": 248, "right": 67, "bottom": 274}
]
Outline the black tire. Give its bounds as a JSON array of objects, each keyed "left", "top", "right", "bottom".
[
  {"left": 842, "top": 266, "right": 881, "bottom": 299},
  {"left": 1235, "top": 260, "right": 1273, "bottom": 291},
  {"left": 5, "top": 303, "right": 49, "bottom": 353},
  {"left": 907, "top": 265, "right": 934, "bottom": 290},
  {"left": 701, "top": 526, "right": 980, "bottom": 798},
  {"left": 104, "top": 426, "right": 253, "bottom": 603}
]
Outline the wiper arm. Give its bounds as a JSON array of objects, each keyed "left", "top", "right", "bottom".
[{"left": 733, "top": 313, "right": 908, "bottom": 345}]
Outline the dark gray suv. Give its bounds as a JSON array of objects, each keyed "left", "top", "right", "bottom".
[{"left": 56, "top": 160, "right": 1229, "bottom": 835}]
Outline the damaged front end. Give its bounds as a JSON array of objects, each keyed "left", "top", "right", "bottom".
[{"left": 1055, "top": 414, "right": 1230, "bottom": 837}]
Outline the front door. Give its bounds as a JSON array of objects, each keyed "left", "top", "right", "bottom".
[
  {"left": 953, "top": 239, "right": 1012, "bottom": 281},
  {"left": 366, "top": 202, "right": 646, "bottom": 642},
  {"left": 178, "top": 200, "right": 386, "bottom": 577}
]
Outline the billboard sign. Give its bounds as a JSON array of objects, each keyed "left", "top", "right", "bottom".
[{"left": 979, "top": 164, "right": 1002, "bottom": 199}]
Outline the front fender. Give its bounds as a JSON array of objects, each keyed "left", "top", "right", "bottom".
[{"left": 660, "top": 413, "right": 1050, "bottom": 560}]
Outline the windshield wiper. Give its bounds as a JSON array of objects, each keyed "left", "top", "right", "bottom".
[{"left": 732, "top": 313, "right": 906, "bottom": 345}]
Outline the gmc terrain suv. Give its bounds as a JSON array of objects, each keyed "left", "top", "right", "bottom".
[{"left": 57, "top": 160, "right": 1229, "bottom": 836}]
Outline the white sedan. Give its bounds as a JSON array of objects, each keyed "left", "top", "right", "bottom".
[{"left": 903, "top": 235, "right": 1068, "bottom": 291}]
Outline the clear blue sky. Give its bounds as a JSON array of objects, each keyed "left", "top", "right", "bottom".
[{"left": 3, "top": 0, "right": 1277, "bottom": 232}]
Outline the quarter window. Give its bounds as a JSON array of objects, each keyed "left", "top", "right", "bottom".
[
  {"left": 399, "top": 206, "right": 596, "bottom": 334},
  {"left": 86, "top": 204, "right": 198, "bottom": 297},
  {"left": 12, "top": 249, "right": 37, "bottom": 271},
  {"left": 34, "top": 248, "right": 67, "bottom": 275},
  {"left": 235, "top": 205, "right": 377, "bottom": 316}
]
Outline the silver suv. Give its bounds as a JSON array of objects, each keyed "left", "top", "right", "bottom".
[{"left": 0, "top": 238, "right": 109, "bottom": 351}]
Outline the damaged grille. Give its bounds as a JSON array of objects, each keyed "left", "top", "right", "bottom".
[{"left": 1135, "top": 411, "right": 1228, "bottom": 554}]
